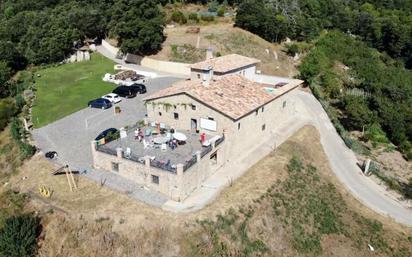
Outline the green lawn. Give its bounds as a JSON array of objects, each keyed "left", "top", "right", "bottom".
[{"left": 32, "top": 53, "right": 115, "bottom": 128}]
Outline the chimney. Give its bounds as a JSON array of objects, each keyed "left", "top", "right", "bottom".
[
  {"left": 202, "top": 65, "right": 213, "bottom": 86},
  {"left": 206, "top": 47, "right": 213, "bottom": 60}
]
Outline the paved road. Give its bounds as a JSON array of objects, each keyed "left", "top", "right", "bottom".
[
  {"left": 295, "top": 90, "right": 412, "bottom": 226},
  {"left": 32, "top": 76, "right": 182, "bottom": 206}
]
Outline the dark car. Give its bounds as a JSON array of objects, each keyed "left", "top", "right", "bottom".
[
  {"left": 113, "top": 84, "right": 147, "bottom": 98},
  {"left": 112, "top": 86, "right": 137, "bottom": 98},
  {"left": 129, "top": 83, "right": 147, "bottom": 94},
  {"left": 88, "top": 98, "right": 112, "bottom": 109},
  {"left": 95, "top": 128, "right": 119, "bottom": 143}
]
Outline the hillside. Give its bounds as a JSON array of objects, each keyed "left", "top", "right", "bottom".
[
  {"left": 150, "top": 23, "right": 298, "bottom": 77},
  {"left": 4, "top": 126, "right": 412, "bottom": 257}
]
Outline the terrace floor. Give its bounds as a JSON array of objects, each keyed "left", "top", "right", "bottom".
[{"left": 99, "top": 126, "right": 213, "bottom": 168}]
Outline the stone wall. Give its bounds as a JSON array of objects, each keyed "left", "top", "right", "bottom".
[
  {"left": 141, "top": 57, "right": 191, "bottom": 76},
  {"left": 91, "top": 140, "right": 226, "bottom": 201},
  {"left": 102, "top": 39, "right": 120, "bottom": 57},
  {"left": 146, "top": 87, "right": 299, "bottom": 168}
]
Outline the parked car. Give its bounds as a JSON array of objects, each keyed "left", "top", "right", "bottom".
[
  {"left": 95, "top": 128, "right": 119, "bottom": 143},
  {"left": 102, "top": 93, "right": 122, "bottom": 103},
  {"left": 112, "top": 84, "right": 146, "bottom": 97},
  {"left": 88, "top": 98, "right": 112, "bottom": 109},
  {"left": 112, "top": 86, "right": 137, "bottom": 98},
  {"left": 129, "top": 83, "right": 147, "bottom": 94}
]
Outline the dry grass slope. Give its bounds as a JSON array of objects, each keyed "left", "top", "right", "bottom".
[
  {"left": 151, "top": 23, "right": 297, "bottom": 77},
  {"left": 2, "top": 126, "right": 412, "bottom": 257}
]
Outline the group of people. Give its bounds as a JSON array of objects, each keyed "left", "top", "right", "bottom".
[
  {"left": 134, "top": 128, "right": 144, "bottom": 142},
  {"left": 134, "top": 127, "right": 180, "bottom": 150}
]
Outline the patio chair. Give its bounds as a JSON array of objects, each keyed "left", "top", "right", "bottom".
[
  {"left": 143, "top": 139, "right": 149, "bottom": 149},
  {"left": 125, "top": 147, "right": 131, "bottom": 158},
  {"left": 160, "top": 123, "right": 166, "bottom": 129},
  {"left": 161, "top": 143, "right": 167, "bottom": 152},
  {"left": 144, "top": 128, "right": 151, "bottom": 137}
]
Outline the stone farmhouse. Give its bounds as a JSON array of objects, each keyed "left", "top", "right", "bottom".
[{"left": 92, "top": 54, "right": 303, "bottom": 202}]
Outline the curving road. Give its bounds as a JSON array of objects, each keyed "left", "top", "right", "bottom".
[{"left": 295, "top": 90, "right": 412, "bottom": 226}]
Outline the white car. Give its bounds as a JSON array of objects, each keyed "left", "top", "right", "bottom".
[{"left": 102, "top": 93, "right": 121, "bottom": 104}]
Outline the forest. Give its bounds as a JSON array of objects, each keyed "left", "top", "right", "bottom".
[{"left": 236, "top": 0, "right": 412, "bottom": 158}]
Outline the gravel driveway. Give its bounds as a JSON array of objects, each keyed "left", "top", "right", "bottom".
[{"left": 32, "top": 76, "right": 181, "bottom": 206}]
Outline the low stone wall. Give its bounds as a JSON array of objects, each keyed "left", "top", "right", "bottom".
[
  {"left": 141, "top": 57, "right": 191, "bottom": 76},
  {"left": 102, "top": 39, "right": 120, "bottom": 57},
  {"left": 250, "top": 74, "right": 292, "bottom": 85},
  {"left": 91, "top": 140, "right": 226, "bottom": 202}
]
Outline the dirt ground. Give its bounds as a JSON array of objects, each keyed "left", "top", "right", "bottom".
[
  {"left": 150, "top": 23, "right": 298, "bottom": 77},
  {"left": 6, "top": 126, "right": 412, "bottom": 256}
]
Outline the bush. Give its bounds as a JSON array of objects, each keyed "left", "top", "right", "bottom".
[
  {"left": 364, "top": 123, "right": 389, "bottom": 146},
  {"left": 0, "top": 99, "right": 17, "bottom": 131},
  {"left": 207, "top": 0, "right": 220, "bottom": 12},
  {"left": 9, "top": 118, "right": 35, "bottom": 160},
  {"left": 0, "top": 214, "right": 41, "bottom": 257},
  {"left": 170, "top": 10, "right": 187, "bottom": 24},
  {"left": 217, "top": 7, "right": 225, "bottom": 17},
  {"left": 200, "top": 14, "right": 215, "bottom": 22},
  {"left": 15, "top": 94, "right": 25, "bottom": 112},
  {"left": 188, "top": 12, "right": 199, "bottom": 22}
]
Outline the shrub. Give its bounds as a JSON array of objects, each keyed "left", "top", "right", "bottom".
[
  {"left": 188, "top": 12, "right": 199, "bottom": 22},
  {"left": 200, "top": 14, "right": 215, "bottom": 22},
  {"left": 285, "top": 42, "right": 312, "bottom": 56},
  {"left": 0, "top": 214, "right": 41, "bottom": 257},
  {"left": 364, "top": 123, "right": 389, "bottom": 145},
  {"left": 217, "top": 7, "right": 225, "bottom": 17},
  {"left": 0, "top": 99, "right": 17, "bottom": 131},
  {"left": 207, "top": 0, "right": 220, "bottom": 12},
  {"left": 171, "top": 10, "right": 187, "bottom": 24},
  {"left": 15, "top": 94, "right": 25, "bottom": 112},
  {"left": 9, "top": 118, "right": 35, "bottom": 160}
]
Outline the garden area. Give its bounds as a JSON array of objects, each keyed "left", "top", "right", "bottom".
[{"left": 31, "top": 53, "right": 114, "bottom": 128}]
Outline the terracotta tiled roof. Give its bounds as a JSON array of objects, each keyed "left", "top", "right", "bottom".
[
  {"left": 144, "top": 74, "right": 302, "bottom": 120},
  {"left": 190, "top": 54, "right": 260, "bottom": 73}
]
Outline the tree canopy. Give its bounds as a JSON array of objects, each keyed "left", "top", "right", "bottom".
[{"left": 235, "top": 0, "right": 412, "bottom": 68}]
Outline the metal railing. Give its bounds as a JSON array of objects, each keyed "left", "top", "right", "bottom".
[
  {"left": 150, "top": 159, "right": 177, "bottom": 173},
  {"left": 183, "top": 155, "right": 197, "bottom": 172},
  {"left": 200, "top": 144, "right": 212, "bottom": 158},
  {"left": 215, "top": 134, "right": 225, "bottom": 146},
  {"left": 96, "top": 144, "right": 117, "bottom": 156}
]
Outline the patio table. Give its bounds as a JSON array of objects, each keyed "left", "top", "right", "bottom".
[
  {"left": 153, "top": 136, "right": 169, "bottom": 144},
  {"left": 172, "top": 132, "right": 187, "bottom": 141}
]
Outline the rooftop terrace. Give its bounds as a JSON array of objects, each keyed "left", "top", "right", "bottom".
[{"left": 96, "top": 124, "right": 224, "bottom": 173}]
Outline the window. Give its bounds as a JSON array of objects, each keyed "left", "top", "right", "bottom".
[
  {"left": 283, "top": 101, "right": 287, "bottom": 108},
  {"left": 238, "top": 123, "right": 241, "bottom": 130},
  {"left": 151, "top": 175, "right": 159, "bottom": 184},
  {"left": 174, "top": 112, "right": 179, "bottom": 119},
  {"left": 255, "top": 109, "right": 258, "bottom": 115},
  {"left": 111, "top": 162, "right": 119, "bottom": 172},
  {"left": 262, "top": 124, "right": 266, "bottom": 131},
  {"left": 159, "top": 112, "right": 162, "bottom": 116},
  {"left": 261, "top": 106, "right": 264, "bottom": 112},
  {"left": 191, "top": 104, "right": 196, "bottom": 110},
  {"left": 208, "top": 117, "right": 214, "bottom": 121}
]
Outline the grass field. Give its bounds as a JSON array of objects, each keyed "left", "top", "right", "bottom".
[{"left": 31, "top": 53, "right": 114, "bottom": 128}]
